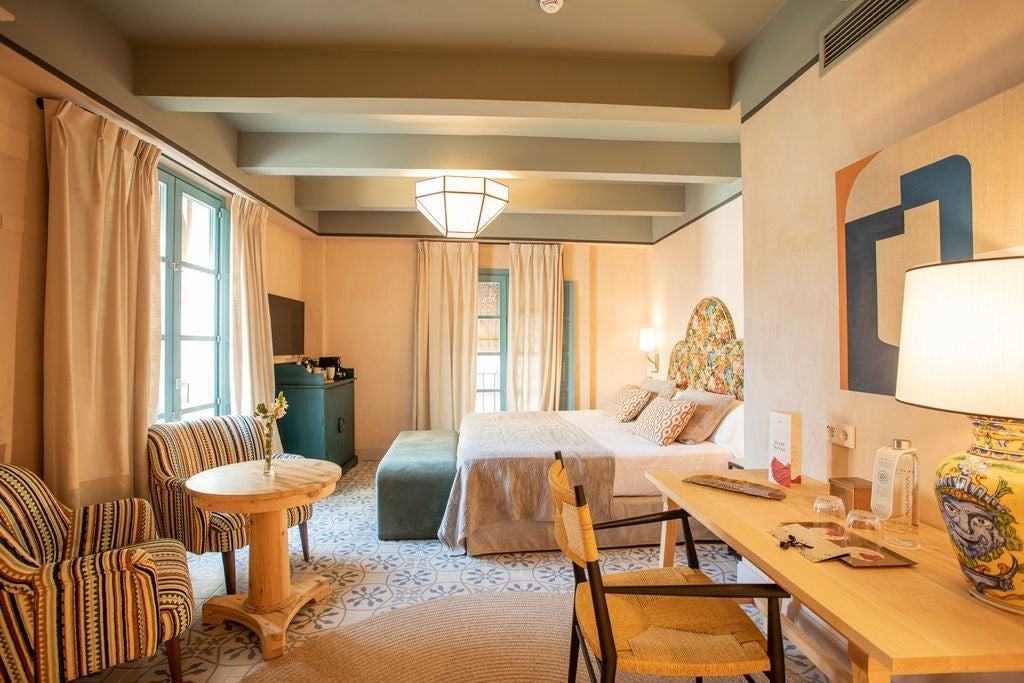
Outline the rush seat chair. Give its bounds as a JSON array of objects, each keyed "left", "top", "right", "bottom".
[{"left": 548, "top": 453, "right": 788, "bottom": 683}]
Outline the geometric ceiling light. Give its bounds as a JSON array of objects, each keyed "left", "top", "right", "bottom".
[{"left": 415, "top": 176, "right": 509, "bottom": 239}]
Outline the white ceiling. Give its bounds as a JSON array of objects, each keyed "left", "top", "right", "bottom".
[{"left": 83, "top": 0, "right": 785, "bottom": 59}]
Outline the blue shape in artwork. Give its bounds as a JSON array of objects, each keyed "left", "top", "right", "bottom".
[
  {"left": 900, "top": 155, "right": 974, "bottom": 262},
  {"left": 845, "top": 206, "right": 905, "bottom": 395},
  {"left": 845, "top": 155, "right": 973, "bottom": 395}
]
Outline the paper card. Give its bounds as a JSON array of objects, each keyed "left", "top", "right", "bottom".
[
  {"left": 769, "top": 523, "right": 848, "bottom": 562},
  {"left": 768, "top": 410, "right": 802, "bottom": 487}
]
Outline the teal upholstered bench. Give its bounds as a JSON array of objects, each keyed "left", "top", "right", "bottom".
[{"left": 376, "top": 430, "right": 458, "bottom": 540}]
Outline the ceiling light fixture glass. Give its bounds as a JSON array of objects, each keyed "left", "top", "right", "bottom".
[{"left": 415, "top": 176, "right": 509, "bottom": 239}]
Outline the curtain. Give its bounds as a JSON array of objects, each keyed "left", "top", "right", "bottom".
[
  {"left": 229, "top": 195, "right": 281, "bottom": 452},
  {"left": 413, "top": 241, "right": 478, "bottom": 431},
  {"left": 42, "top": 101, "right": 161, "bottom": 506},
  {"left": 507, "top": 243, "right": 563, "bottom": 412}
]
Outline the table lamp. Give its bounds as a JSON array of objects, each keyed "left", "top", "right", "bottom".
[{"left": 896, "top": 256, "right": 1024, "bottom": 613}]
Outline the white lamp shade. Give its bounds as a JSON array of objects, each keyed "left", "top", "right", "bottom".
[
  {"left": 415, "top": 176, "right": 509, "bottom": 238},
  {"left": 639, "top": 328, "right": 656, "bottom": 352},
  {"left": 896, "top": 257, "right": 1024, "bottom": 419}
]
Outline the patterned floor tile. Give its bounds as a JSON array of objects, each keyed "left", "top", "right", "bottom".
[{"left": 77, "top": 461, "right": 826, "bottom": 683}]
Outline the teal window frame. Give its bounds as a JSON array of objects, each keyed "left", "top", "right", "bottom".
[
  {"left": 476, "top": 270, "right": 575, "bottom": 412},
  {"left": 157, "top": 168, "right": 231, "bottom": 422},
  {"left": 477, "top": 269, "right": 508, "bottom": 411}
]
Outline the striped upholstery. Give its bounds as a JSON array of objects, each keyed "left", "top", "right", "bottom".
[
  {"left": 0, "top": 465, "right": 193, "bottom": 683},
  {"left": 146, "top": 415, "right": 313, "bottom": 556}
]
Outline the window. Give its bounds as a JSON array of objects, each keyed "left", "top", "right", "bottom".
[
  {"left": 474, "top": 270, "right": 575, "bottom": 412},
  {"left": 475, "top": 270, "right": 507, "bottom": 412},
  {"left": 157, "top": 169, "right": 231, "bottom": 422}
]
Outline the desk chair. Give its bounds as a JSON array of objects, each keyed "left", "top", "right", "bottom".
[{"left": 549, "top": 452, "right": 788, "bottom": 683}]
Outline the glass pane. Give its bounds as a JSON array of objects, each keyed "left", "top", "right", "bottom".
[
  {"left": 183, "top": 407, "right": 216, "bottom": 420},
  {"left": 478, "top": 281, "right": 500, "bottom": 316},
  {"left": 477, "top": 355, "right": 501, "bottom": 391},
  {"left": 181, "top": 340, "right": 216, "bottom": 409},
  {"left": 181, "top": 194, "right": 216, "bottom": 269},
  {"left": 475, "top": 392, "right": 500, "bottom": 413},
  {"left": 160, "top": 263, "right": 166, "bottom": 336},
  {"left": 180, "top": 267, "right": 217, "bottom": 336},
  {"left": 157, "top": 341, "right": 165, "bottom": 418},
  {"left": 477, "top": 319, "right": 500, "bottom": 353},
  {"left": 159, "top": 180, "right": 167, "bottom": 259}
]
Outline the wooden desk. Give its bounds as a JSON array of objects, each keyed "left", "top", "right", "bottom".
[
  {"left": 646, "top": 469, "right": 1024, "bottom": 682},
  {"left": 186, "top": 459, "right": 341, "bottom": 659}
]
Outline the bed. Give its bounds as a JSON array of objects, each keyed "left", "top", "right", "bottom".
[{"left": 438, "top": 296, "right": 745, "bottom": 556}]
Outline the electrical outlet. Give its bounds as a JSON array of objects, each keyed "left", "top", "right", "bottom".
[{"left": 826, "top": 422, "right": 856, "bottom": 448}]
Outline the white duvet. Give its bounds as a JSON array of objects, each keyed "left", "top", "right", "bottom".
[{"left": 560, "top": 403, "right": 743, "bottom": 497}]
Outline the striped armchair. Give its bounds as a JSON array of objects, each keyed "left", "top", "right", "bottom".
[
  {"left": 0, "top": 465, "right": 192, "bottom": 683},
  {"left": 146, "top": 415, "right": 312, "bottom": 594}
]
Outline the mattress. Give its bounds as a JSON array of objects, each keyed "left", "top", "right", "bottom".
[{"left": 560, "top": 409, "right": 737, "bottom": 497}]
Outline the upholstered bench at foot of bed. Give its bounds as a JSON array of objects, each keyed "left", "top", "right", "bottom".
[{"left": 376, "top": 430, "right": 458, "bottom": 540}]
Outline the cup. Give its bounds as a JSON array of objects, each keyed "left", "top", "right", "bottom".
[
  {"left": 812, "top": 494, "right": 847, "bottom": 534},
  {"left": 325, "top": 367, "right": 336, "bottom": 381},
  {"left": 845, "top": 509, "right": 883, "bottom": 545},
  {"left": 312, "top": 367, "right": 324, "bottom": 375}
]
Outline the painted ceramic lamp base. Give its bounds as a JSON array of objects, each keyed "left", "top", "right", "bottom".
[{"left": 935, "top": 416, "right": 1024, "bottom": 614}]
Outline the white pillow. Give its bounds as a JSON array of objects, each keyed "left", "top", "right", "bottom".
[
  {"left": 709, "top": 401, "right": 744, "bottom": 461},
  {"left": 638, "top": 377, "right": 677, "bottom": 399}
]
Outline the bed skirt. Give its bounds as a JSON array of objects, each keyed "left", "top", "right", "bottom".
[{"left": 461, "top": 493, "right": 716, "bottom": 556}]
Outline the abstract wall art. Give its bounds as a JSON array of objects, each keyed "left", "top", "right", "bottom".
[{"left": 836, "top": 83, "right": 1024, "bottom": 396}]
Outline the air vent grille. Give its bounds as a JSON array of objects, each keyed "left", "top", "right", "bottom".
[{"left": 820, "top": 0, "right": 917, "bottom": 74}]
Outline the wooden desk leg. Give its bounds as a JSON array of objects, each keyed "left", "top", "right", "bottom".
[
  {"left": 849, "top": 643, "right": 892, "bottom": 683},
  {"left": 659, "top": 496, "right": 680, "bottom": 567}
]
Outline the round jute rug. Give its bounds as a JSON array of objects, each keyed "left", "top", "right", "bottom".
[{"left": 242, "top": 593, "right": 807, "bottom": 683}]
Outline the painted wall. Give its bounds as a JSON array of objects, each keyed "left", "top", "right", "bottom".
[
  {"left": 647, "top": 196, "right": 744, "bottom": 361},
  {"left": 0, "top": 73, "right": 45, "bottom": 470},
  {"left": 741, "top": 0, "right": 1024, "bottom": 529},
  {"left": 267, "top": 236, "right": 649, "bottom": 459}
]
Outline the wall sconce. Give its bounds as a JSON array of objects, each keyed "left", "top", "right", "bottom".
[{"left": 639, "top": 328, "right": 659, "bottom": 374}]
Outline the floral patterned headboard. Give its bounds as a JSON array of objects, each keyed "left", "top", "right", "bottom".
[{"left": 666, "top": 297, "right": 744, "bottom": 400}]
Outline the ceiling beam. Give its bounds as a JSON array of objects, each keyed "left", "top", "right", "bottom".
[
  {"left": 295, "top": 177, "right": 686, "bottom": 216},
  {"left": 238, "top": 133, "right": 740, "bottom": 183},
  {"left": 318, "top": 211, "right": 653, "bottom": 243},
  {"left": 134, "top": 47, "right": 730, "bottom": 111}
]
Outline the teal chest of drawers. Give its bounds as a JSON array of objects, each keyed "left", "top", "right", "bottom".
[{"left": 274, "top": 363, "right": 358, "bottom": 473}]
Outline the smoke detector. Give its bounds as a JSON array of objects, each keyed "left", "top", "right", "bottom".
[{"left": 539, "top": 0, "right": 563, "bottom": 14}]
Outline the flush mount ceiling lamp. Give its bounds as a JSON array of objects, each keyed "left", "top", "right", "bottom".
[
  {"left": 415, "top": 176, "right": 509, "bottom": 239},
  {"left": 539, "top": 0, "right": 563, "bottom": 14}
]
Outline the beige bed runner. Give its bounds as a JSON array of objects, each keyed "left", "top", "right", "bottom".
[{"left": 439, "top": 411, "right": 615, "bottom": 555}]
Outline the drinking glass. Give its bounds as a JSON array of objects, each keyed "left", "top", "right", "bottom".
[
  {"left": 812, "top": 495, "right": 846, "bottom": 522},
  {"left": 845, "top": 509, "right": 883, "bottom": 545}
]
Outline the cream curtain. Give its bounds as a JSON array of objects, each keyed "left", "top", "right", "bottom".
[
  {"left": 42, "top": 101, "right": 161, "bottom": 506},
  {"left": 229, "top": 196, "right": 282, "bottom": 452},
  {"left": 413, "top": 241, "right": 478, "bottom": 431},
  {"left": 507, "top": 243, "right": 563, "bottom": 412}
]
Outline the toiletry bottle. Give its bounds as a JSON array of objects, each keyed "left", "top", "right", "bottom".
[{"left": 871, "top": 439, "right": 919, "bottom": 548}]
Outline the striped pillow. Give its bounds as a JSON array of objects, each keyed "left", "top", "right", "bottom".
[
  {"left": 632, "top": 398, "right": 697, "bottom": 446},
  {"left": 604, "top": 385, "right": 654, "bottom": 422}
]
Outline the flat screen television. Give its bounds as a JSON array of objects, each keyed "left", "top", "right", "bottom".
[{"left": 268, "top": 294, "right": 305, "bottom": 356}]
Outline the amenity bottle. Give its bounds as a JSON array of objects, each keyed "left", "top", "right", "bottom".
[{"left": 871, "top": 439, "right": 920, "bottom": 548}]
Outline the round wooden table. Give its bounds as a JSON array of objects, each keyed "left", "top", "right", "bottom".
[{"left": 185, "top": 459, "right": 342, "bottom": 659}]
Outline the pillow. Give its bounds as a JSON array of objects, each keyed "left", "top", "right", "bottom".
[
  {"left": 673, "top": 388, "right": 736, "bottom": 443},
  {"left": 638, "top": 377, "right": 678, "bottom": 399},
  {"left": 709, "top": 401, "right": 744, "bottom": 461},
  {"left": 604, "top": 385, "right": 654, "bottom": 422},
  {"left": 632, "top": 398, "right": 697, "bottom": 446}
]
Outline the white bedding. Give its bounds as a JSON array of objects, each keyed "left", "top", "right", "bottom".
[{"left": 560, "top": 404, "right": 743, "bottom": 496}]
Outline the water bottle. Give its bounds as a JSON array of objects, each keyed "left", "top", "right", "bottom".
[{"left": 870, "top": 439, "right": 920, "bottom": 548}]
